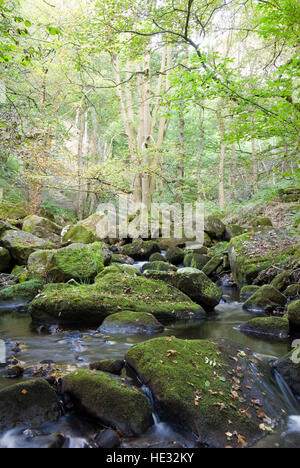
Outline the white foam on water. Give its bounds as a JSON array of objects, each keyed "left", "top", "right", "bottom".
[{"left": 287, "top": 416, "right": 300, "bottom": 433}]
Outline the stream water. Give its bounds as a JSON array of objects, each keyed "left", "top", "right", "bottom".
[{"left": 0, "top": 282, "right": 299, "bottom": 448}]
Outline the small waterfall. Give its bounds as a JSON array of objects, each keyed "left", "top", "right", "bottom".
[
  {"left": 141, "top": 385, "right": 160, "bottom": 425},
  {"left": 274, "top": 370, "right": 300, "bottom": 415}
]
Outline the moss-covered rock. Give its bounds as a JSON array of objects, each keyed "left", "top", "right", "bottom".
[
  {"left": 190, "top": 254, "right": 210, "bottom": 270},
  {"left": 89, "top": 360, "right": 125, "bottom": 376},
  {"left": 0, "top": 379, "right": 61, "bottom": 432},
  {"left": 202, "top": 256, "right": 223, "bottom": 277},
  {"left": 62, "top": 224, "right": 96, "bottom": 246},
  {"left": 0, "top": 220, "right": 16, "bottom": 236},
  {"left": 30, "top": 275, "right": 204, "bottom": 326},
  {"left": 284, "top": 284, "right": 300, "bottom": 299},
  {"left": 240, "top": 285, "right": 260, "bottom": 301},
  {"left": 238, "top": 316, "right": 289, "bottom": 341},
  {"left": 121, "top": 239, "right": 160, "bottom": 261},
  {"left": 253, "top": 217, "right": 273, "bottom": 227},
  {"left": 0, "top": 201, "right": 28, "bottom": 221},
  {"left": 61, "top": 369, "right": 153, "bottom": 436},
  {"left": 273, "top": 346, "right": 300, "bottom": 396},
  {"left": 0, "top": 246, "right": 11, "bottom": 272},
  {"left": 208, "top": 242, "right": 229, "bottom": 258},
  {"left": 225, "top": 224, "right": 245, "bottom": 240},
  {"left": 228, "top": 229, "right": 298, "bottom": 287},
  {"left": 204, "top": 216, "right": 225, "bottom": 240},
  {"left": 111, "top": 254, "right": 134, "bottom": 265},
  {"left": 149, "top": 252, "right": 166, "bottom": 262},
  {"left": 27, "top": 250, "right": 55, "bottom": 280},
  {"left": 270, "top": 270, "right": 293, "bottom": 292},
  {"left": 11, "top": 265, "right": 29, "bottom": 283},
  {"left": 141, "top": 261, "right": 177, "bottom": 274},
  {"left": 243, "top": 285, "right": 287, "bottom": 313},
  {"left": 49, "top": 245, "right": 104, "bottom": 283},
  {"left": 99, "top": 311, "right": 164, "bottom": 335},
  {"left": 0, "top": 230, "right": 56, "bottom": 265},
  {"left": 165, "top": 247, "right": 184, "bottom": 265},
  {"left": 288, "top": 300, "right": 300, "bottom": 330},
  {"left": 126, "top": 337, "right": 283, "bottom": 448},
  {"left": 23, "top": 215, "right": 61, "bottom": 244},
  {"left": 0, "top": 279, "right": 44, "bottom": 303},
  {"left": 96, "top": 264, "right": 141, "bottom": 279}
]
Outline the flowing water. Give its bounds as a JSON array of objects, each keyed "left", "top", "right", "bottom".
[{"left": 0, "top": 282, "right": 300, "bottom": 448}]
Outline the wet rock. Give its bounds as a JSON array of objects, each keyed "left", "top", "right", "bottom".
[
  {"left": 240, "top": 285, "right": 260, "bottom": 301},
  {"left": 273, "top": 346, "right": 300, "bottom": 396},
  {"left": 243, "top": 285, "right": 287, "bottom": 313},
  {"left": 204, "top": 216, "right": 225, "bottom": 240},
  {"left": 99, "top": 311, "right": 164, "bottom": 335},
  {"left": 165, "top": 247, "right": 184, "bottom": 265},
  {"left": 142, "top": 261, "right": 177, "bottom": 273},
  {"left": 62, "top": 369, "right": 153, "bottom": 436},
  {"left": 0, "top": 247, "right": 11, "bottom": 273},
  {"left": 90, "top": 359, "right": 125, "bottom": 376},
  {"left": 3, "top": 365, "right": 24, "bottom": 379},
  {"left": 121, "top": 239, "right": 160, "bottom": 261},
  {"left": 22, "top": 215, "right": 62, "bottom": 244},
  {"left": 0, "top": 230, "right": 56, "bottom": 265},
  {"left": 238, "top": 316, "right": 289, "bottom": 341},
  {"left": 95, "top": 429, "right": 120, "bottom": 448},
  {"left": 0, "top": 379, "right": 61, "bottom": 432},
  {"left": 30, "top": 275, "right": 203, "bottom": 326},
  {"left": 288, "top": 300, "right": 300, "bottom": 332},
  {"left": 126, "top": 337, "right": 285, "bottom": 448}
]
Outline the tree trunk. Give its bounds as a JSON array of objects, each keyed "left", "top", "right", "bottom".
[
  {"left": 217, "top": 107, "right": 226, "bottom": 211},
  {"left": 77, "top": 103, "right": 86, "bottom": 221}
]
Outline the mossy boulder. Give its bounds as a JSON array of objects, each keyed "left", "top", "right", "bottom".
[
  {"left": 141, "top": 261, "right": 177, "bottom": 274},
  {"left": 202, "top": 256, "right": 223, "bottom": 277},
  {"left": 165, "top": 247, "right": 184, "bottom": 265},
  {"left": 204, "top": 216, "right": 225, "bottom": 240},
  {"left": 62, "top": 224, "right": 96, "bottom": 246},
  {"left": 0, "top": 201, "right": 28, "bottom": 221},
  {"left": 273, "top": 346, "right": 300, "bottom": 397},
  {"left": 225, "top": 224, "right": 245, "bottom": 240},
  {"left": 0, "top": 230, "right": 56, "bottom": 265},
  {"left": 11, "top": 265, "right": 29, "bottom": 283},
  {"left": 270, "top": 270, "right": 293, "bottom": 292},
  {"left": 0, "top": 379, "right": 61, "bottom": 432},
  {"left": 208, "top": 242, "right": 229, "bottom": 258},
  {"left": 149, "top": 252, "right": 166, "bottom": 262},
  {"left": 0, "top": 220, "right": 16, "bottom": 236},
  {"left": 89, "top": 360, "right": 125, "bottom": 376},
  {"left": 228, "top": 229, "right": 298, "bottom": 287},
  {"left": 29, "top": 275, "right": 204, "bottom": 326},
  {"left": 240, "top": 285, "right": 260, "bottom": 301},
  {"left": 111, "top": 254, "right": 135, "bottom": 265},
  {"left": 288, "top": 300, "right": 300, "bottom": 331},
  {"left": 284, "top": 284, "right": 300, "bottom": 299},
  {"left": 243, "top": 285, "right": 287, "bottom": 313},
  {"left": 99, "top": 311, "right": 164, "bottom": 335},
  {"left": 49, "top": 245, "right": 104, "bottom": 283},
  {"left": 253, "top": 217, "right": 273, "bottom": 228},
  {"left": 238, "top": 316, "right": 289, "bottom": 341},
  {"left": 126, "top": 337, "right": 284, "bottom": 448},
  {"left": 0, "top": 279, "right": 44, "bottom": 303},
  {"left": 0, "top": 247, "right": 11, "bottom": 272},
  {"left": 27, "top": 250, "right": 55, "bottom": 280},
  {"left": 96, "top": 264, "right": 141, "bottom": 279},
  {"left": 121, "top": 239, "right": 160, "bottom": 261},
  {"left": 61, "top": 369, "right": 153, "bottom": 436},
  {"left": 22, "top": 215, "right": 61, "bottom": 244},
  {"left": 185, "top": 254, "right": 210, "bottom": 270}
]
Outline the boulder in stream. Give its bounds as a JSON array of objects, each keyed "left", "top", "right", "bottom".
[
  {"left": 61, "top": 369, "right": 153, "bottom": 436},
  {"left": 288, "top": 300, "right": 300, "bottom": 332},
  {"left": 99, "top": 311, "right": 164, "bottom": 335},
  {"left": 0, "top": 279, "right": 44, "bottom": 303},
  {"left": 238, "top": 316, "right": 289, "bottom": 341},
  {"left": 126, "top": 337, "right": 285, "bottom": 448},
  {"left": 243, "top": 285, "right": 287, "bottom": 313},
  {"left": 0, "top": 379, "right": 61, "bottom": 432},
  {"left": 121, "top": 239, "right": 160, "bottom": 261},
  {"left": 273, "top": 346, "right": 300, "bottom": 397}
]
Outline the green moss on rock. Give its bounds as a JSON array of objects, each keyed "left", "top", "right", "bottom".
[
  {"left": 0, "top": 201, "right": 28, "bottom": 221},
  {"left": 96, "top": 264, "right": 141, "bottom": 279},
  {"left": 99, "top": 311, "right": 164, "bottom": 335},
  {"left": 0, "top": 246, "right": 11, "bottom": 272},
  {"left": 0, "top": 279, "right": 44, "bottom": 302},
  {"left": 23, "top": 215, "right": 61, "bottom": 244},
  {"left": 239, "top": 316, "right": 289, "bottom": 341},
  {"left": 121, "top": 239, "right": 160, "bottom": 260},
  {"left": 240, "top": 285, "right": 260, "bottom": 300},
  {"left": 0, "top": 379, "right": 61, "bottom": 432},
  {"left": 243, "top": 285, "right": 287, "bottom": 313},
  {"left": 0, "top": 230, "right": 56, "bottom": 265},
  {"left": 288, "top": 300, "right": 300, "bottom": 329},
  {"left": 61, "top": 369, "right": 153, "bottom": 436},
  {"left": 62, "top": 225, "right": 96, "bottom": 245},
  {"left": 142, "top": 261, "right": 177, "bottom": 273}
]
